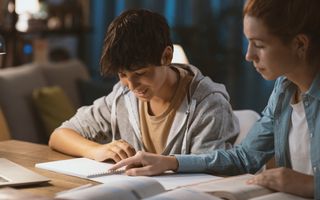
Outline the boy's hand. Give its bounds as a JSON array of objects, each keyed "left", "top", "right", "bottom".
[
  {"left": 247, "top": 167, "right": 314, "bottom": 198},
  {"left": 110, "top": 151, "right": 178, "bottom": 176},
  {"left": 88, "top": 139, "right": 136, "bottom": 162}
]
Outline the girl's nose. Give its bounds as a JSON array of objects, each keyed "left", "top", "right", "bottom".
[{"left": 245, "top": 44, "right": 257, "bottom": 62}]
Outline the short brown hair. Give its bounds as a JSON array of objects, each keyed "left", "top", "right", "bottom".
[
  {"left": 100, "top": 9, "right": 173, "bottom": 76},
  {"left": 243, "top": 0, "right": 320, "bottom": 65}
]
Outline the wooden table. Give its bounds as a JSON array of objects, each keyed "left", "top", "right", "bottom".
[{"left": 0, "top": 140, "right": 97, "bottom": 198}]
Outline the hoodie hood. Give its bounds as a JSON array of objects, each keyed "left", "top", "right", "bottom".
[{"left": 170, "top": 63, "right": 230, "bottom": 102}]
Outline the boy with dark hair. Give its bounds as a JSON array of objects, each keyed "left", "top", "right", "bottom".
[
  {"left": 49, "top": 9, "right": 239, "bottom": 163},
  {"left": 100, "top": 9, "right": 173, "bottom": 75}
]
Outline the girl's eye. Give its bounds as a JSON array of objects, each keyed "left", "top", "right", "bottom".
[{"left": 253, "top": 42, "right": 264, "bottom": 49}]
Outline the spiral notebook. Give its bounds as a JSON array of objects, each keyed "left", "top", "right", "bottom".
[
  {"left": 35, "top": 158, "right": 124, "bottom": 179},
  {"left": 36, "top": 158, "right": 222, "bottom": 190}
]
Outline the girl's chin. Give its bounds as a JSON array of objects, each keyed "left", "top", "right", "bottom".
[{"left": 260, "top": 73, "right": 278, "bottom": 81}]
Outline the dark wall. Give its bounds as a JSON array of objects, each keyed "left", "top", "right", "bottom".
[{"left": 84, "top": 0, "right": 274, "bottom": 113}]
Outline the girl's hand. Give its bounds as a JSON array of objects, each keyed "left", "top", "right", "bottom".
[
  {"left": 247, "top": 167, "right": 314, "bottom": 198},
  {"left": 110, "top": 151, "right": 178, "bottom": 176}
]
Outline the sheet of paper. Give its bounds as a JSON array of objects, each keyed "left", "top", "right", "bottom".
[
  {"left": 91, "top": 171, "right": 222, "bottom": 190},
  {"left": 36, "top": 158, "right": 221, "bottom": 191},
  {"left": 57, "top": 176, "right": 166, "bottom": 200},
  {"left": 250, "top": 192, "right": 312, "bottom": 200},
  {"left": 151, "top": 172, "right": 222, "bottom": 190},
  {"left": 36, "top": 158, "right": 124, "bottom": 178},
  {"left": 144, "top": 188, "right": 222, "bottom": 200}
]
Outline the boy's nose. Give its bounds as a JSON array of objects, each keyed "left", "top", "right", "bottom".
[{"left": 127, "top": 79, "right": 139, "bottom": 91}]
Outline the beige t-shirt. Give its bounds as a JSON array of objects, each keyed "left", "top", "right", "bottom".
[{"left": 139, "top": 67, "right": 192, "bottom": 154}]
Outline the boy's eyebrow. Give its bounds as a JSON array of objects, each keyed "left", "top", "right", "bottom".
[
  {"left": 134, "top": 68, "right": 148, "bottom": 72},
  {"left": 130, "top": 67, "right": 149, "bottom": 73},
  {"left": 118, "top": 67, "right": 147, "bottom": 74}
]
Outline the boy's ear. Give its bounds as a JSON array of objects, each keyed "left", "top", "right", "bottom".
[
  {"left": 161, "top": 46, "right": 173, "bottom": 65},
  {"left": 293, "top": 34, "right": 309, "bottom": 59}
]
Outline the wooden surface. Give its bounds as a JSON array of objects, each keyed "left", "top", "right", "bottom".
[{"left": 0, "top": 140, "right": 97, "bottom": 198}]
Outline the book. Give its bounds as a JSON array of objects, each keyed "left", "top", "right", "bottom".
[
  {"left": 55, "top": 173, "right": 312, "bottom": 200},
  {"left": 56, "top": 176, "right": 221, "bottom": 200},
  {"left": 37, "top": 160, "right": 310, "bottom": 200},
  {"left": 35, "top": 158, "right": 221, "bottom": 190},
  {"left": 186, "top": 174, "right": 312, "bottom": 200},
  {"left": 144, "top": 188, "right": 222, "bottom": 200}
]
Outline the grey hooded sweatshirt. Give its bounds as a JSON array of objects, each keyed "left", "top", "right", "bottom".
[{"left": 59, "top": 64, "right": 239, "bottom": 155}]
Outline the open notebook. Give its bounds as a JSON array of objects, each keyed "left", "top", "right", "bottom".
[
  {"left": 0, "top": 158, "right": 50, "bottom": 187},
  {"left": 36, "top": 158, "right": 222, "bottom": 190}
]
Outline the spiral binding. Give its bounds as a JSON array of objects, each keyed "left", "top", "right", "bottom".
[{"left": 86, "top": 169, "right": 125, "bottom": 178}]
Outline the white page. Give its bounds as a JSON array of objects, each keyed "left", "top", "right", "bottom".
[
  {"left": 36, "top": 158, "right": 221, "bottom": 190},
  {"left": 91, "top": 174, "right": 142, "bottom": 183},
  {"left": 35, "top": 158, "right": 123, "bottom": 178},
  {"left": 151, "top": 172, "right": 222, "bottom": 190},
  {"left": 144, "top": 188, "right": 223, "bottom": 200},
  {"left": 57, "top": 176, "right": 165, "bottom": 200},
  {"left": 249, "top": 192, "right": 312, "bottom": 200},
  {"left": 187, "top": 174, "right": 272, "bottom": 200},
  {"left": 91, "top": 171, "right": 222, "bottom": 190},
  {"left": 56, "top": 185, "right": 138, "bottom": 200}
]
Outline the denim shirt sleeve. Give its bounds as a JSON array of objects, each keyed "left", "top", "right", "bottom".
[{"left": 175, "top": 78, "right": 285, "bottom": 175}]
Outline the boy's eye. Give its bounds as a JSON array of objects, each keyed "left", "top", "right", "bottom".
[
  {"left": 134, "top": 71, "right": 146, "bottom": 76},
  {"left": 118, "top": 72, "right": 126, "bottom": 77}
]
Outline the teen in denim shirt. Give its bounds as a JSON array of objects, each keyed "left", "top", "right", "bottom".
[{"left": 111, "top": 0, "right": 320, "bottom": 198}]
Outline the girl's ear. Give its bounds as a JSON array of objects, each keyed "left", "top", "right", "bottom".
[
  {"left": 161, "top": 46, "right": 173, "bottom": 65},
  {"left": 293, "top": 34, "right": 310, "bottom": 60}
]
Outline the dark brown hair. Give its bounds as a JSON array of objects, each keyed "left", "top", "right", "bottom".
[
  {"left": 100, "top": 9, "right": 173, "bottom": 76},
  {"left": 243, "top": 0, "right": 320, "bottom": 65}
]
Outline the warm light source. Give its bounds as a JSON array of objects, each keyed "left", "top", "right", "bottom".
[
  {"left": 15, "top": 0, "right": 41, "bottom": 32},
  {"left": 172, "top": 44, "right": 189, "bottom": 64},
  {"left": 0, "top": 35, "right": 6, "bottom": 55},
  {"left": 15, "top": 0, "right": 40, "bottom": 15}
]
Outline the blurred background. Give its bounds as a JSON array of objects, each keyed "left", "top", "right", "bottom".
[{"left": 0, "top": 0, "right": 274, "bottom": 113}]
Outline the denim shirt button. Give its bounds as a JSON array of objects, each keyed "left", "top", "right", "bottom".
[
  {"left": 313, "top": 166, "right": 317, "bottom": 173},
  {"left": 310, "top": 132, "right": 313, "bottom": 138},
  {"left": 304, "top": 101, "right": 309, "bottom": 107}
]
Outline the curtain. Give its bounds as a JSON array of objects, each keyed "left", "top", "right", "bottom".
[{"left": 86, "top": 0, "right": 274, "bottom": 112}]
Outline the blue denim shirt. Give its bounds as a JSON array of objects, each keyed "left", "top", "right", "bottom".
[{"left": 175, "top": 73, "right": 320, "bottom": 199}]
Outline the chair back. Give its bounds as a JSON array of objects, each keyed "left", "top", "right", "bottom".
[
  {"left": 233, "top": 109, "right": 260, "bottom": 145},
  {"left": 0, "top": 108, "right": 10, "bottom": 141}
]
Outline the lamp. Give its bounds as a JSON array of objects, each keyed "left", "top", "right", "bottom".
[
  {"left": 172, "top": 44, "right": 189, "bottom": 64},
  {"left": 0, "top": 35, "right": 6, "bottom": 55}
]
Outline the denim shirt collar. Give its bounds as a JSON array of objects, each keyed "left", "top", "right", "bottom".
[
  {"left": 279, "top": 72, "right": 320, "bottom": 101},
  {"left": 306, "top": 72, "right": 320, "bottom": 101}
]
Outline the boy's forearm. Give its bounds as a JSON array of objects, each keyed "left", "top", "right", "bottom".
[{"left": 49, "top": 128, "right": 99, "bottom": 158}]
